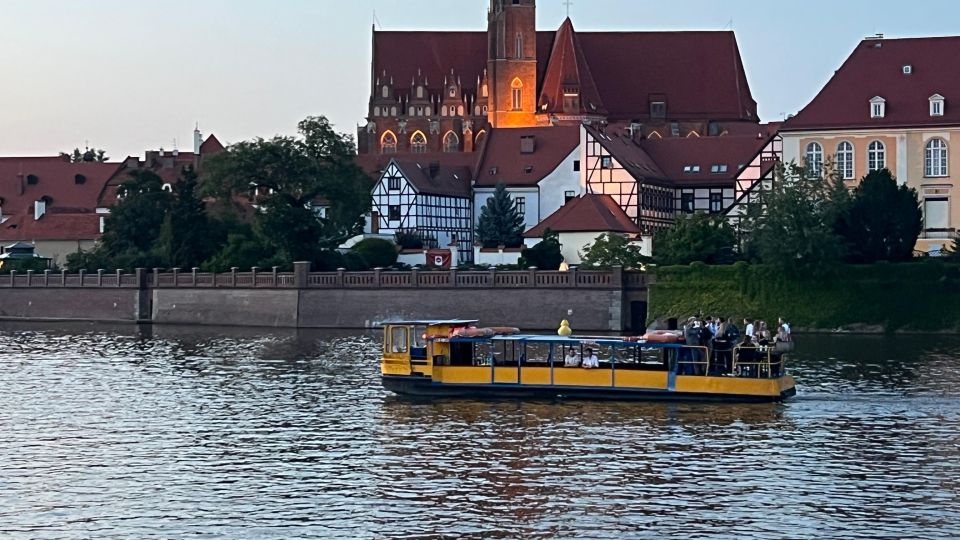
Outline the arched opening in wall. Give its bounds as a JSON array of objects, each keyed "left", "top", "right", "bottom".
[
  {"left": 475, "top": 130, "right": 488, "bottom": 147},
  {"left": 380, "top": 131, "right": 398, "bottom": 154},
  {"left": 410, "top": 131, "right": 428, "bottom": 154},
  {"left": 443, "top": 131, "right": 460, "bottom": 153},
  {"left": 511, "top": 78, "right": 523, "bottom": 111}
]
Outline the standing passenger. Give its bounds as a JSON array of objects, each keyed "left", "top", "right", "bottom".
[{"left": 744, "top": 318, "right": 755, "bottom": 339}]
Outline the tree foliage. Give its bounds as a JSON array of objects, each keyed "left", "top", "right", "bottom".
[
  {"left": 654, "top": 212, "right": 737, "bottom": 266},
  {"left": 519, "top": 229, "right": 563, "bottom": 270},
  {"left": 476, "top": 183, "right": 524, "bottom": 248},
  {"left": 60, "top": 147, "right": 108, "bottom": 163},
  {"left": 351, "top": 238, "right": 399, "bottom": 269},
  {"left": 839, "top": 169, "right": 922, "bottom": 263},
  {"left": 580, "top": 233, "right": 649, "bottom": 269}
]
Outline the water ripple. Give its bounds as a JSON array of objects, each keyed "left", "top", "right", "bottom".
[{"left": 0, "top": 323, "right": 957, "bottom": 538}]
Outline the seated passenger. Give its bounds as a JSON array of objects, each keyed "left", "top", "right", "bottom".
[
  {"left": 564, "top": 349, "right": 581, "bottom": 367},
  {"left": 581, "top": 348, "right": 600, "bottom": 369}
]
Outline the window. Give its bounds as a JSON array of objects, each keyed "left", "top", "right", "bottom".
[
  {"left": 416, "top": 86, "right": 424, "bottom": 99},
  {"left": 836, "top": 141, "right": 854, "bottom": 179},
  {"left": 388, "top": 205, "right": 401, "bottom": 222},
  {"left": 382, "top": 86, "right": 389, "bottom": 98},
  {"left": 411, "top": 131, "right": 427, "bottom": 154},
  {"left": 868, "top": 140, "right": 886, "bottom": 172},
  {"left": 709, "top": 192, "right": 723, "bottom": 213},
  {"left": 380, "top": 131, "right": 397, "bottom": 154},
  {"left": 601, "top": 156, "right": 613, "bottom": 169},
  {"left": 443, "top": 131, "right": 459, "bottom": 153},
  {"left": 924, "top": 197, "right": 949, "bottom": 231},
  {"left": 514, "top": 196, "right": 526, "bottom": 216},
  {"left": 389, "top": 326, "right": 409, "bottom": 353},
  {"left": 650, "top": 101, "right": 666, "bottom": 119},
  {"left": 925, "top": 138, "right": 949, "bottom": 177},
  {"left": 930, "top": 94, "right": 945, "bottom": 117},
  {"left": 515, "top": 33, "right": 523, "bottom": 59},
  {"left": 511, "top": 78, "right": 523, "bottom": 111},
  {"left": 680, "top": 193, "right": 694, "bottom": 213},
  {"left": 388, "top": 176, "right": 401, "bottom": 191},
  {"left": 573, "top": 159, "right": 581, "bottom": 172},
  {"left": 805, "top": 142, "right": 823, "bottom": 176},
  {"left": 870, "top": 96, "right": 886, "bottom": 118},
  {"left": 565, "top": 191, "right": 576, "bottom": 203}
]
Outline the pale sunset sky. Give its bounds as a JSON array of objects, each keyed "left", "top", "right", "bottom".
[{"left": 1, "top": 0, "right": 958, "bottom": 158}]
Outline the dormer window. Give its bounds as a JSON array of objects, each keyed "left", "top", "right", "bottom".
[
  {"left": 930, "top": 94, "right": 945, "bottom": 117},
  {"left": 870, "top": 96, "right": 886, "bottom": 118}
]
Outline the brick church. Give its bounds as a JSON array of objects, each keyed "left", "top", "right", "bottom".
[{"left": 358, "top": 0, "right": 778, "bottom": 263}]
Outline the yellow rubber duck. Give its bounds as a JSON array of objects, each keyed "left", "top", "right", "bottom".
[{"left": 558, "top": 319, "right": 573, "bottom": 337}]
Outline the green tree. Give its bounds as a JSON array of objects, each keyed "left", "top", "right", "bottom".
[
  {"left": 201, "top": 116, "right": 373, "bottom": 263},
  {"left": 519, "top": 229, "right": 563, "bottom": 270},
  {"left": 654, "top": 212, "right": 737, "bottom": 265},
  {"left": 351, "top": 238, "right": 398, "bottom": 269},
  {"left": 101, "top": 170, "right": 173, "bottom": 255},
  {"left": 580, "top": 233, "right": 649, "bottom": 269},
  {"left": 154, "top": 166, "right": 215, "bottom": 268},
  {"left": 753, "top": 162, "right": 846, "bottom": 271},
  {"left": 60, "top": 147, "right": 108, "bottom": 163},
  {"left": 839, "top": 169, "right": 922, "bottom": 263},
  {"left": 476, "top": 183, "right": 524, "bottom": 248}
]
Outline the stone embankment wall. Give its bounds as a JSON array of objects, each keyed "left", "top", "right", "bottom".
[{"left": 0, "top": 265, "right": 649, "bottom": 332}]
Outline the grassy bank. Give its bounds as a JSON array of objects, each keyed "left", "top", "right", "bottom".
[{"left": 648, "top": 261, "right": 960, "bottom": 333}]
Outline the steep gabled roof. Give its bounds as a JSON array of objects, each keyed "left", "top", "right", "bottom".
[
  {"left": 525, "top": 194, "right": 640, "bottom": 237},
  {"left": 372, "top": 28, "right": 757, "bottom": 122},
  {"left": 538, "top": 18, "right": 606, "bottom": 116},
  {"left": 200, "top": 134, "right": 225, "bottom": 155},
  {"left": 783, "top": 36, "right": 960, "bottom": 131},
  {"left": 391, "top": 158, "right": 473, "bottom": 198},
  {"left": 475, "top": 126, "right": 579, "bottom": 187},
  {"left": 583, "top": 125, "right": 666, "bottom": 181}
]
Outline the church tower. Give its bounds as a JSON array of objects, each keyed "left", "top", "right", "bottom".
[{"left": 487, "top": 0, "right": 538, "bottom": 128}]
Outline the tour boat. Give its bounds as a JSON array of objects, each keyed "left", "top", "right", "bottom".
[{"left": 380, "top": 320, "right": 797, "bottom": 403}]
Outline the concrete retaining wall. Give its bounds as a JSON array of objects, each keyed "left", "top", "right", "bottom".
[
  {"left": 0, "top": 288, "right": 139, "bottom": 322},
  {"left": 152, "top": 289, "right": 300, "bottom": 327}
]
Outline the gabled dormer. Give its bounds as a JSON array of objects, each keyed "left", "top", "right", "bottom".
[
  {"left": 870, "top": 96, "right": 886, "bottom": 119},
  {"left": 929, "top": 94, "right": 945, "bottom": 117}
]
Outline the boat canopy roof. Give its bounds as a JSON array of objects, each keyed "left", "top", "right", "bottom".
[
  {"left": 450, "top": 334, "right": 687, "bottom": 349},
  {"left": 381, "top": 319, "right": 480, "bottom": 326}
]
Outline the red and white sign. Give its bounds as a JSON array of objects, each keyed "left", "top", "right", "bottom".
[{"left": 427, "top": 249, "right": 452, "bottom": 268}]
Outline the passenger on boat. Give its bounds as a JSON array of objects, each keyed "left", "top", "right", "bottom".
[
  {"left": 737, "top": 335, "right": 758, "bottom": 377},
  {"left": 564, "top": 348, "right": 581, "bottom": 367},
  {"left": 581, "top": 348, "right": 599, "bottom": 369},
  {"left": 756, "top": 321, "right": 771, "bottom": 346},
  {"left": 777, "top": 317, "right": 792, "bottom": 341},
  {"left": 744, "top": 318, "right": 755, "bottom": 339}
]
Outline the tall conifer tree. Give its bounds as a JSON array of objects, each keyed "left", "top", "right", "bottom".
[{"left": 475, "top": 183, "right": 525, "bottom": 248}]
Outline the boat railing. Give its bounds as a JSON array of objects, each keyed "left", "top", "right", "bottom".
[
  {"left": 732, "top": 346, "right": 785, "bottom": 379},
  {"left": 675, "top": 346, "right": 711, "bottom": 376}
]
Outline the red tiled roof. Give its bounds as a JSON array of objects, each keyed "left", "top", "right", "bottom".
[
  {"left": 583, "top": 125, "right": 666, "bottom": 181},
  {"left": 638, "top": 133, "right": 772, "bottom": 184},
  {"left": 538, "top": 18, "right": 606, "bottom": 116},
  {"left": 525, "top": 194, "right": 640, "bottom": 237},
  {"left": 373, "top": 28, "right": 756, "bottom": 122},
  {"left": 0, "top": 157, "right": 118, "bottom": 241},
  {"left": 783, "top": 37, "right": 960, "bottom": 131},
  {"left": 200, "top": 134, "right": 225, "bottom": 155},
  {"left": 474, "top": 126, "right": 579, "bottom": 187},
  {"left": 391, "top": 158, "right": 473, "bottom": 198}
]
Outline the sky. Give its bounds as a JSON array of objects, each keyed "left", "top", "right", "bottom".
[{"left": 2, "top": 0, "right": 959, "bottom": 159}]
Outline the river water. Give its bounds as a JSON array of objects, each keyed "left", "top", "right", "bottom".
[{"left": 0, "top": 322, "right": 958, "bottom": 539}]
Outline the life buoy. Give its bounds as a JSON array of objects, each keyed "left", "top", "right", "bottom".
[
  {"left": 451, "top": 327, "right": 496, "bottom": 338},
  {"left": 641, "top": 330, "right": 683, "bottom": 343}
]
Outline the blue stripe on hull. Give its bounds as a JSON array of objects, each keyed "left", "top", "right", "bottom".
[{"left": 382, "top": 376, "right": 796, "bottom": 403}]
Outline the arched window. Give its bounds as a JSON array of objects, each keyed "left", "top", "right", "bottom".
[
  {"left": 416, "top": 86, "right": 424, "bottom": 99},
  {"left": 410, "top": 131, "right": 428, "bottom": 154},
  {"left": 482, "top": 84, "right": 488, "bottom": 97},
  {"left": 390, "top": 106, "right": 397, "bottom": 116},
  {"left": 868, "top": 140, "right": 886, "bottom": 172},
  {"left": 373, "top": 106, "right": 381, "bottom": 117},
  {"left": 516, "top": 33, "right": 523, "bottom": 59},
  {"left": 382, "top": 86, "right": 389, "bottom": 98},
  {"left": 380, "top": 131, "right": 397, "bottom": 154},
  {"left": 836, "top": 141, "right": 854, "bottom": 179},
  {"left": 805, "top": 142, "right": 823, "bottom": 176},
  {"left": 450, "top": 105, "right": 457, "bottom": 117},
  {"left": 475, "top": 130, "right": 487, "bottom": 147},
  {"left": 457, "top": 105, "right": 464, "bottom": 116},
  {"left": 926, "top": 138, "right": 949, "bottom": 177},
  {"left": 511, "top": 78, "right": 523, "bottom": 111},
  {"left": 443, "top": 131, "right": 460, "bottom": 153}
]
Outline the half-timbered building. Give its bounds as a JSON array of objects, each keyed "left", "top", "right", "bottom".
[{"left": 370, "top": 159, "right": 474, "bottom": 263}]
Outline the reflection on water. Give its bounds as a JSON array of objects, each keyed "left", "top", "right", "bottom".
[{"left": 0, "top": 322, "right": 958, "bottom": 539}]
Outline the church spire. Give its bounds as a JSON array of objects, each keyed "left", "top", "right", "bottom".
[{"left": 487, "top": 0, "right": 537, "bottom": 127}]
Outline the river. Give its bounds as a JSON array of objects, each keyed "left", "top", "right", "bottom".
[{"left": 0, "top": 322, "right": 958, "bottom": 539}]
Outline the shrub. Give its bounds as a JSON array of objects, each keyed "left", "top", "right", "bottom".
[{"left": 351, "top": 238, "right": 398, "bottom": 269}]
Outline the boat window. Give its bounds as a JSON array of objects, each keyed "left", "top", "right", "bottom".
[
  {"left": 449, "top": 342, "right": 474, "bottom": 366},
  {"left": 494, "top": 340, "right": 520, "bottom": 365},
  {"left": 390, "top": 326, "right": 409, "bottom": 353},
  {"left": 413, "top": 327, "right": 427, "bottom": 348},
  {"left": 473, "top": 342, "right": 495, "bottom": 366},
  {"left": 523, "top": 342, "right": 552, "bottom": 365}
]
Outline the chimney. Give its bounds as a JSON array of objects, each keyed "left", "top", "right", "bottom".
[
  {"left": 428, "top": 162, "right": 440, "bottom": 178},
  {"left": 34, "top": 199, "right": 46, "bottom": 221},
  {"left": 520, "top": 135, "right": 536, "bottom": 154},
  {"left": 194, "top": 125, "right": 203, "bottom": 154}
]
